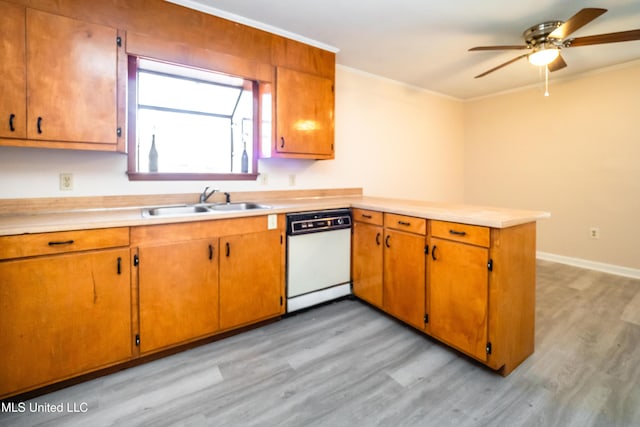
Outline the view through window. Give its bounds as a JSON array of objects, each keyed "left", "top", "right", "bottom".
[{"left": 131, "top": 58, "right": 256, "bottom": 178}]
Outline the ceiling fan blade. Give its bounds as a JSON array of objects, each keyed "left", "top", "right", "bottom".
[
  {"left": 549, "top": 8, "right": 607, "bottom": 39},
  {"left": 469, "top": 45, "right": 528, "bottom": 51},
  {"left": 474, "top": 54, "right": 528, "bottom": 78},
  {"left": 547, "top": 54, "right": 567, "bottom": 72},
  {"left": 567, "top": 29, "right": 640, "bottom": 47}
]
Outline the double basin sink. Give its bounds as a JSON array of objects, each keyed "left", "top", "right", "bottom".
[{"left": 143, "top": 202, "right": 271, "bottom": 218}]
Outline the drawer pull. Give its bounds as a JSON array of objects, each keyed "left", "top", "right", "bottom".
[
  {"left": 398, "top": 220, "right": 411, "bottom": 226},
  {"left": 9, "top": 114, "right": 15, "bottom": 132},
  {"left": 449, "top": 230, "right": 467, "bottom": 236},
  {"left": 37, "top": 116, "right": 43, "bottom": 134},
  {"left": 48, "top": 239, "right": 74, "bottom": 246},
  {"left": 280, "top": 136, "right": 285, "bottom": 148},
  {"left": 361, "top": 214, "right": 373, "bottom": 219}
]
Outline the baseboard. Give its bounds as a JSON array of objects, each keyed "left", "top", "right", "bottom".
[{"left": 536, "top": 252, "right": 640, "bottom": 280}]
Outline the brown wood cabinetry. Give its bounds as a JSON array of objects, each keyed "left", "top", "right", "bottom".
[
  {"left": 137, "top": 239, "right": 219, "bottom": 354},
  {"left": 0, "top": 1, "right": 26, "bottom": 139},
  {"left": 383, "top": 213, "right": 427, "bottom": 329},
  {"left": 429, "top": 221, "right": 491, "bottom": 361},
  {"left": 351, "top": 209, "right": 384, "bottom": 308},
  {"left": 131, "top": 215, "right": 285, "bottom": 353},
  {"left": 0, "top": 232, "right": 131, "bottom": 399},
  {"left": 273, "top": 67, "right": 335, "bottom": 159},
  {"left": 0, "top": 5, "right": 123, "bottom": 150},
  {"left": 352, "top": 211, "right": 537, "bottom": 376},
  {"left": 219, "top": 229, "right": 284, "bottom": 330}
]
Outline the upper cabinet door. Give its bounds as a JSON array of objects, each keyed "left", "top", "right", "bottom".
[
  {"left": 275, "top": 67, "right": 334, "bottom": 158},
  {"left": 0, "top": 1, "right": 26, "bottom": 139},
  {"left": 26, "top": 9, "right": 118, "bottom": 144}
]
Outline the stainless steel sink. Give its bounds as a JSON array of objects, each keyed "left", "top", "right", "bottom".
[
  {"left": 142, "top": 202, "right": 271, "bottom": 217},
  {"left": 143, "top": 205, "right": 211, "bottom": 217},
  {"left": 208, "top": 202, "right": 271, "bottom": 211}
]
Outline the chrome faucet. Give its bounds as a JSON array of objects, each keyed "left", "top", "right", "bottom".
[
  {"left": 199, "top": 186, "right": 218, "bottom": 204},
  {"left": 224, "top": 192, "right": 231, "bottom": 204}
]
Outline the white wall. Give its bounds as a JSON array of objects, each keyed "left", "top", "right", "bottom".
[
  {"left": 0, "top": 66, "right": 465, "bottom": 202},
  {"left": 464, "top": 61, "right": 640, "bottom": 270}
]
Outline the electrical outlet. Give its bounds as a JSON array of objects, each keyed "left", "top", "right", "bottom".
[
  {"left": 59, "top": 173, "right": 73, "bottom": 191},
  {"left": 589, "top": 227, "right": 600, "bottom": 239},
  {"left": 259, "top": 173, "right": 268, "bottom": 185},
  {"left": 289, "top": 174, "right": 296, "bottom": 186}
]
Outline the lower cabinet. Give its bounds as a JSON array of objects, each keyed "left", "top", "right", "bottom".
[
  {"left": 219, "top": 229, "right": 283, "bottom": 330},
  {"left": 351, "top": 209, "right": 384, "bottom": 308},
  {"left": 383, "top": 227, "right": 426, "bottom": 330},
  {"left": 131, "top": 215, "right": 285, "bottom": 355},
  {"left": 0, "top": 247, "right": 132, "bottom": 398},
  {"left": 137, "top": 239, "right": 219, "bottom": 354},
  {"left": 429, "top": 234, "right": 489, "bottom": 361},
  {"left": 351, "top": 211, "right": 537, "bottom": 376}
]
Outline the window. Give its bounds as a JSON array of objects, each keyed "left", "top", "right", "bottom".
[{"left": 127, "top": 57, "right": 259, "bottom": 180}]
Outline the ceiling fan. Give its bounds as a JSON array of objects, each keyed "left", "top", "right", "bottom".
[{"left": 470, "top": 8, "right": 640, "bottom": 78}]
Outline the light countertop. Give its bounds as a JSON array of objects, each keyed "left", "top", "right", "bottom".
[{"left": 0, "top": 194, "right": 550, "bottom": 236}]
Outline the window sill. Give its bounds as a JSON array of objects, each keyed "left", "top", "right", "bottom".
[{"left": 127, "top": 172, "right": 259, "bottom": 181}]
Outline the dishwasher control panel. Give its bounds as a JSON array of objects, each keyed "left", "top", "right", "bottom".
[{"left": 286, "top": 208, "right": 352, "bottom": 235}]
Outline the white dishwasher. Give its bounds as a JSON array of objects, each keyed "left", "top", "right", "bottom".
[{"left": 286, "top": 209, "right": 352, "bottom": 313}]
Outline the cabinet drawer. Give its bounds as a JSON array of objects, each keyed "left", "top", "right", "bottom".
[
  {"left": 352, "top": 208, "right": 383, "bottom": 226},
  {"left": 384, "top": 213, "right": 426, "bottom": 235},
  {"left": 431, "top": 221, "right": 490, "bottom": 248},
  {"left": 0, "top": 227, "right": 130, "bottom": 260}
]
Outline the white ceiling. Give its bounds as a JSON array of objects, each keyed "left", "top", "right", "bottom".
[{"left": 168, "top": 0, "right": 640, "bottom": 100}]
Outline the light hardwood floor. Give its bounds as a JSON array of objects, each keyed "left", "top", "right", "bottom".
[{"left": 1, "top": 260, "right": 639, "bottom": 426}]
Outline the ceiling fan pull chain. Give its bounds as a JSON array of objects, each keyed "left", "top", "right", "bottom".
[{"left": 544, "top": 66, "right": 550, "bottom": 97}]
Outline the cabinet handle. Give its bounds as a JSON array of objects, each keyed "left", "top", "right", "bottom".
[
  {"left": 431, "top": 245, "right": 438, "bottom": 261},
  {"left": 280, "top": 136, "right": 285, "bottom": 148},
  {"left": 48, "top": 239, "right": 74, "bottom": 246},
  {"left": 117, "top": 257, "right": 122, "bottom": 275},
  {"left": 37, "top": 116, "right": 43, "bottom": 134},
  {"left": 385, "top": 235, "right": 391, "bottom": 248},
  {"left": 209, "top": 244, "right": 214, "bottom": 260},
  {"left": 9, "top": 114, "right": 15, "bottom": 132},
  {"left": 398, "top": 220, "right": 411, "bottom": 227},
  {"left": 361, "top": 214, "right": 372, "bottom": 219},
  {"left": 375, "top": 232, "right": 381, "bottom": 245},
  {"left": 449, "top": 229, "right": 467, "bottom": 236},
  {"left": 226, "top": 242, "right": 230, "bottom": 257}
]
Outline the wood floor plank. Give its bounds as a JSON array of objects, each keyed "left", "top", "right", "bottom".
[{"left": 1, "top": 260, "right": 639, "bottom": 426}]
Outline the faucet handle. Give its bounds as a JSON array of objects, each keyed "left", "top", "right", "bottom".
[{"left": 224, "top": 192, "right": 231, "bottom": 203}]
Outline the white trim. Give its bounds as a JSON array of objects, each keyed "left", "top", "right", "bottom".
[
  {"left": 165, "top": 0, "right": 340, "bottom": 53},
  {"left": 537, "top": 252, "right": 640, "bottom": 280}
]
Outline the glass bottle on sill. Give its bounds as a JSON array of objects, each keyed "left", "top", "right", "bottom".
[
  {"left": 149, "top": 134, "right": 158, "bottom": 172},
  {"left": 241, "top": 141, "right": 249, "bottom": 173}
]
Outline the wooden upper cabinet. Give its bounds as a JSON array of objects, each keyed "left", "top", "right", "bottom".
[
  {"left": 274, "top": 67, "right": 334, "bottom": 159},
  {"left": 0, "top": 1, "right": 26, "bottom": 139},
  {"left": 25, "top": 9, "right": 120, "bottom": 146}
]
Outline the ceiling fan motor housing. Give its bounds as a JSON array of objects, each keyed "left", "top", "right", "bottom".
[{"left": 523, "top": 21, "right": 564, "bottom": 48}]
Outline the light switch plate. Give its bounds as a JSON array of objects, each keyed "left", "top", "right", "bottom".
[{"left": 267, "top": 214, "right": 277, "bottom": 230}]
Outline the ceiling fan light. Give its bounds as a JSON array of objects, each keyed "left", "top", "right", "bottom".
[{"left": 528, "top": 47, "right": 559, "bottom": 66}]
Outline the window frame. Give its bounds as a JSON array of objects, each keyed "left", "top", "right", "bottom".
[{"left": 126, "top": 56, "right": 260, "bottom": 181}]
